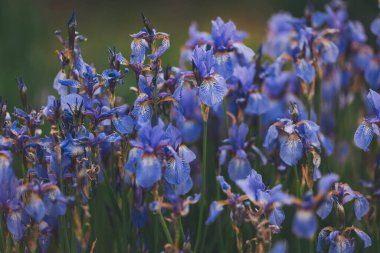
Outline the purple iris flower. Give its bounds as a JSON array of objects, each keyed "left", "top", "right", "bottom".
[
  {"left": 317, "top": 226, "right": 371, "bottom": 253},
  {"left": 191, "top": 46, "right": 227, "bottom": 107},
  {"left": 354, "top": 89, "right": 380, "bottom": 151},
  {"left": 219, "top": 123, "right": 266, "bottom": 181},
  {"left": 292, "top": 174, "right": 339, "bottom": 238},
  {"left": 316, "top": 182, "right": 369, "bottom": 220}
]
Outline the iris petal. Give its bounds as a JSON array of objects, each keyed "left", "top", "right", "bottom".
[
  {"left": 354, "top": 195, "right": 369, "bottom": 220},
  {"left": 136, "top": 155, "right": 162, "bottom": 188},
  {"left": 228, "top": 156, "right": 251, "bottom": 181},
  {"left": 354, "top": 121, "right": 374, "bottom": 151},
  {"left": 292, "top": 210, "right": 317, "bottom": 238},
  {"left": 280, "top": 135, "right": 303, "bottom": 166},
  {"left": 199, "top": 74, "right": 227, "bottom": 107}
]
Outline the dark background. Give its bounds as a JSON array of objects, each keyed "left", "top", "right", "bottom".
[{"left": 0, "top": 0, "right": 377, "bottom": 108}]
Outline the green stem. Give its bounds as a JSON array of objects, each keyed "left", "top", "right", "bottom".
[
  {"left": 194, "top": 120, "right": 208, "bottom": 253},
  {"left": 223, "top": 97, "right": 229, "bottom": 132},
  {"left": 158, "top": 211, "right": 173, "bottom": 245},
  {"left": 0, "top": 213, "right": 5, "bottom": 252},
  {"left": 178, "top": 217, "right": 186, "bottom": 243},
  {"left": 154, "top": 83, "right": 158, "bottom": 125}
]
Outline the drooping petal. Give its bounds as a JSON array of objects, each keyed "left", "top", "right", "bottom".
[
  {"left": 199, "top": 74, "right": 227, "bottom": 107},
  {"left": 269, "top": 241, "right": 287, "bottom": 253},
  {"left": 367, "top": 89, "right": 380, "bottom": 115},
  {"left": 214, "top": 52, "right": 234, "bottom": 79},
  {"left": 245, "top": 93, "right": 270, "bottom": 115},
  {"left": 136, "top": 155, "right": 162, "bottom": 188},
  {"left": 131, "top": 38, "right": 148, "bottom": 65},
  {"left": 131, "top": 205, "right": 148, "bottom": 228},
  {"left": 236, "top": 169, "right": 265, "bottom": 201},
  {"left": 354, "top": 195, "right": 369, "bottom": 220},
  {"left": 6, "top": 210, "right": 26, "bottom": 240},
  {"left": 165, "top": 156, "right": 191, "bottom": 185},
  {"left": 112, "top": 115, "right": 134, "bottom": 135},
  {"left": 371, "top": 17, "right": 380, "bottom": 37},
  {"left": 25, "top": 194, "right": 46, "bottom": 222},
  {"left": 316, "top": 229, "right": 330, "bottom": 252},
  {"left": 319, "top": 40, "right": 339, "bottom": 64},
  {"left": 138, "top": 75, "right": 153, "bottom": 96},
  {"left": 148, "top": 38, "right": 170, "bottom": 61},
  {"left": 292, "top": 210, "right": 318, "bottom": 238},
  {"left": 295, "top": 59, "right": 315, "bottom": 84},
  {"left": 175, "top": 177, "right": 193, "bottom": 195},
  {"left": 228, "top": 156, "right": 251, "bottom": 181},
  {"left": 316, "top": 195, "right": 334, "bottom": 219},
  {"left": 60, "top": 93, "right": 83, "bottom": 112},
  {"left": 132, "top": 94, "right": 153, "bottom": 123},
  {"left": 354, "top": 121, "right": 374, "bottom": 151},
  {"left": 178, "top": 145, "right": 196, "bottom": 163},
  {"left": 354, "top": 228, "right": 372, "bottom": 248},
  {"left": 270, "top": 208, "right": 285, "bottom": 226},
  {"left": 263, "top": 124, "right": 279, "bottom": 151},
  {"left": 279, "top": 135, "right": 303, "bottom": 166}
]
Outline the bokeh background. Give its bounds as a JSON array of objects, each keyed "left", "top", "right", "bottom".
[{"left": 0, "top": 0, "right": 377, "bottom": 109}]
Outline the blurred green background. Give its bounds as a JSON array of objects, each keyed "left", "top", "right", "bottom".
[{"left": 0, "top": 0, "right": 377, "bottom": 109}]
